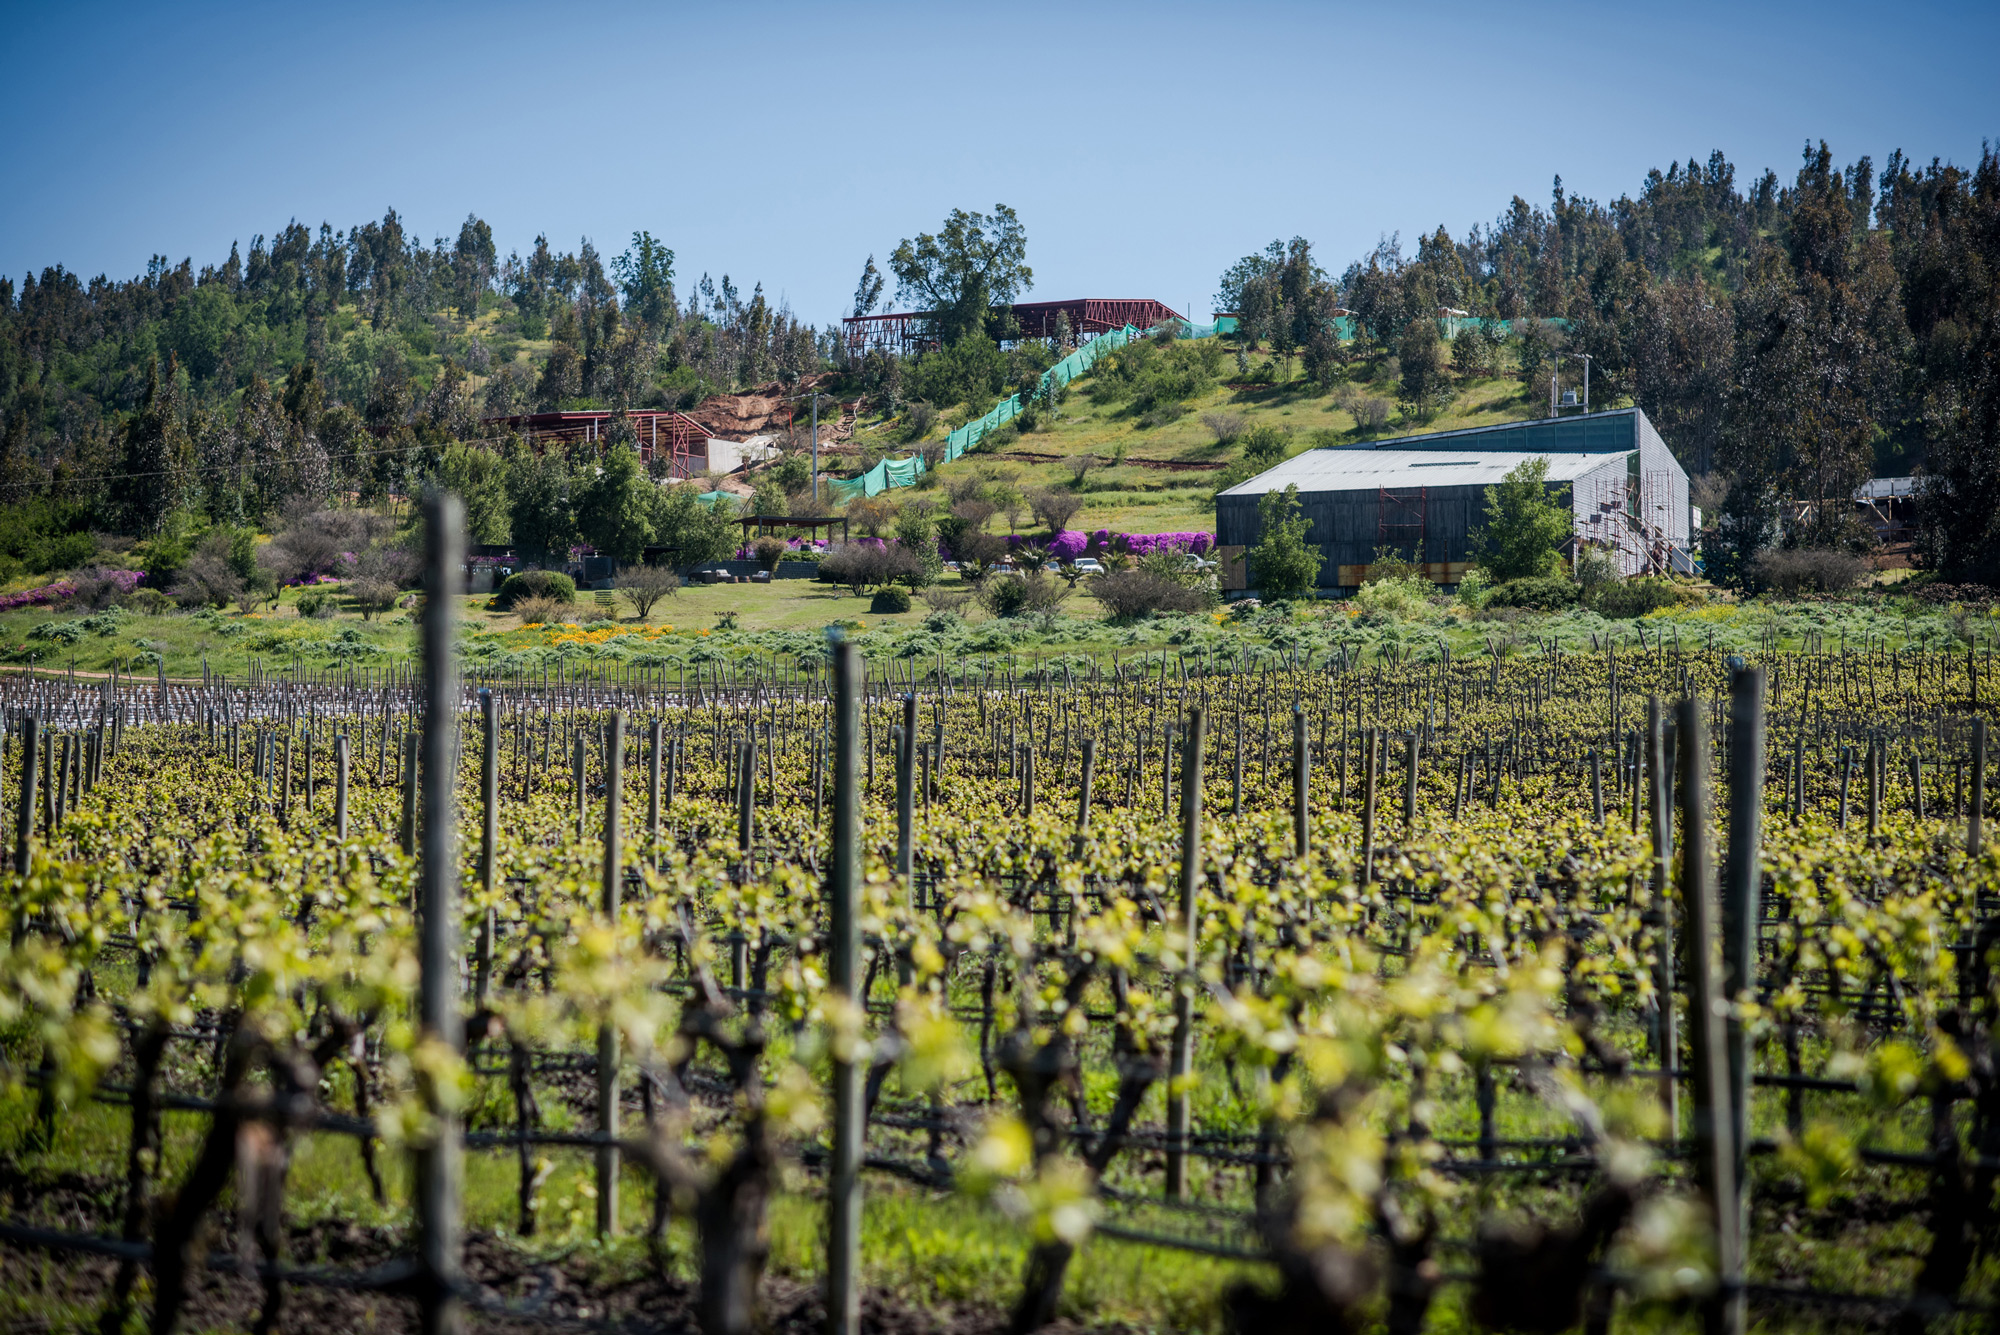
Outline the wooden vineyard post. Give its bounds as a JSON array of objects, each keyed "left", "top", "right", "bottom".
[
  {"left": 737, "top": 734, "right": 758, "bottom": 858},
  {"left": 400, "top": 732, "right": 419, "bottom": 857},
  {"left": 1629, "top": 732, "right": 1643, "bottom": 832},
  {"left": 1233, "top": 729, "right": 1244, "bottom": 817},
  {"left": 1360, "top": 728, "right": 1379, "bottom": 886},
  {"left": 40, "top": 729, "right": 52, "bottom": 838},
  {"left": 1591, "top": 747, "right": 1605, "bottom": 825},
  {"left": 1722, "top": 666, "right": 1763, "bottom": 1253},
  {"left": 415, "top": 493, "right": 465, "bottom": 1335},
  {"left": 1800, "top": 731, "right": 1816, "bottom": 823},
  {"left": 648, "top": 717, "right": 663, "bottom": 853},
  {"left": 1292, "top": 706, "right": 1310, "bottom": 857},
  {"left": 574, "top": 734, "right": 588, "bottom": 840},
  {"left": 1971, "top": 717, "right": 1986, "bottom": 857},
  {"left": 1401, "top": 731, "right": 1419, "bottom": 832},
  {"left": 1677, "top": 694, "right": 1740, "bottom": 1335},
  {"left": 335, "top": 734, "right": 350, "bottom": 844},
  {"left": 14, "top": 715, "right": 37, "bottom": 877},
  {"left": 897, "top": 694, "right": 917, "bottom": 903},
  {"left": 1165, "top": 706, "right": 1206, "bottom": 1202},
  {"left": 826, "top": 632, "right": 862, "bottom": 1335},
  {"left": 477, "top": 692, "right": 497, "bottom": 1008},
  {"left": 597, "top": 711, "right": 623, "bottom": 1237},
  {"left": 1645, "top": 696, "right": 1678, "bottom": 1136},
  {"left": 1867, "top": 736, "right": 1881, "bottom": 835},
  {"left": 1076, "top": 735, "right": 1096, "bottom": 833}
]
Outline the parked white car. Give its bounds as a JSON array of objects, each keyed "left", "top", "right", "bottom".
[{"left": 1069, "top": 557, "right": 1106, "bottom": 576}]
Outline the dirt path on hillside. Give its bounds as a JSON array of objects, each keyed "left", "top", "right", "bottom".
[
  {"left": 683, "top": 374, "right": 863, "bottom": 448},
  {"left": 990, "top": 451, "right": 1228, "bottom": 470}
]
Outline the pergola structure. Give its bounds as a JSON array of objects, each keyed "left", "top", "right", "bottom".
[
  {"left": 842, "top": 298, "right": 1186, "bottom": 355},
  {"left": 735, "top": 514, "right": 849, "bottom": 542},
  {"left": 480, "top": 410, "right": 708, "bottom": 479}
]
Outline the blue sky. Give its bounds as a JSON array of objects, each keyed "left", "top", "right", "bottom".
[{"left": 3, "top": 0, "right": 1994, "bottom": 325}]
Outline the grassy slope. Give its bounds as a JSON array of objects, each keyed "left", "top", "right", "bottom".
[
  {"left": 846, "top": 345, "right": 1544, "bottom": 538},
  {"left": 0, "top": 571, "right": 1979, "bottom": 688}
]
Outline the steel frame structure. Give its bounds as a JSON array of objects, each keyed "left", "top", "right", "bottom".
[
  {"left": 1006, "top": 298, "right": 1185, "bottom": 340},
  {"left": 479, "top": 411, "right": 708, "bottom": 479},
  {"left": 840, "top": 312, "right": 937, "bottom": 356},
  {"left": 841, "top": 298, "right": 1186, "bottom": 355}
]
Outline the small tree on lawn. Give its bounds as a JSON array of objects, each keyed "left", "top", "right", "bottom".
[
  {"left": 1473, "top": 456, "right": 1573, "bottom": 581},
  {"left": 618, "top": 564, "right": 681, "bottom": 620},
  {"left": 893, "top": 501, "right": 944, "bottom": 590},
  {"left": 1249, "top": 483, "right": 1322, "bottom": 599}
]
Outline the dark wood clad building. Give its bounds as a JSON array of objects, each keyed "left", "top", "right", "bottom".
[{"left": 1214, "top": 408, "right": 1692, "bottom": 593}]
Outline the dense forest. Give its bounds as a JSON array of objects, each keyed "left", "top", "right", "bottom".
[
  {"left": 0, "top": 140, "right": 1995, "bottom": 586},
  {"left": 0, "top": 214, "right": 827, "bottom": 580}
]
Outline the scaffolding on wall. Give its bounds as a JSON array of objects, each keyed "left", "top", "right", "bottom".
[{"left": 1577, "top": 469, "right": 1683, "bottom": 575}]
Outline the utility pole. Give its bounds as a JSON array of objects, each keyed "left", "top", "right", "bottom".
[
  {"left": 1554, "top": 351, "right": 1594, "bottom": 415},
  {"left": 810, "top": 390, "right": 821, "bottom": 505}
]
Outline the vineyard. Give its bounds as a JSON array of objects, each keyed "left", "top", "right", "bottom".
[{"left": 0, "top": 504, "right": 1997, "bottom": 1335}]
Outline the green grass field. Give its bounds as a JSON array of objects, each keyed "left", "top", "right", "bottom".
[{"left": 0, "top": 566, "right": 1980, "bottom": 689}]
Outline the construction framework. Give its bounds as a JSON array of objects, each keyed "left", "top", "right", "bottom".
[
  {"left": 478, "top": 410, "right": 708, "bottom": 480},
  {"left": 735, "top": 515, "right": 850, "bottom": 542},
  {"left": 839, "top": 312, "right": 937, "bottom": 357},
  {"left": 1006, "top": 299, "right": 1185, "bottom": 340},
  {"left": 1579, "top": 469, "right": 1684, "bottom": 575},
  {"left": 841, "top": 298, "right": 1186, "bottom": 356}
]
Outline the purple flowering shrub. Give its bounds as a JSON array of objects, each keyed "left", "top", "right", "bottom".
[
  {"left": 995, "top": 530, "right": 1214, "bottom": 561},
  {"left": 0, "top": 569, "right": 146, "bottom": 612},
  {"left": 1120, "top": 531, "right": 1214, "bottom": 556},
  {"left": 733, "top": 537, "right": 831, "bottom": 560}
]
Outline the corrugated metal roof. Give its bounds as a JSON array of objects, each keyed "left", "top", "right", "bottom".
[
  {"left": 1854, "top": 476, "right": 1916, "bottom": 500},
  {"left": 1331, "top": 406, "right": 1640, "bottom": 454},
  {"left": 1219, "top": 448, "right": 1630, "bottom": 497}
]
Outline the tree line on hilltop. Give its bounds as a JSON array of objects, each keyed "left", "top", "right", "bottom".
[{"left": 0, "top": 140, "right": 1994, "bottom": 592}]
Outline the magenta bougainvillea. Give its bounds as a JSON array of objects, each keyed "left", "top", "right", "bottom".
[
  {"left": 0, "top": 570, "right": 145, "bottom": 612},
  {"left": 733, "top": 537, "right": 834, "bottom": 560},
  {"left": 1002, "top": 530, "right": 1214, "bottom": 559}
]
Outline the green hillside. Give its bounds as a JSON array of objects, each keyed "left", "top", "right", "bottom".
[{"left": 843, "top": 339, "right": 1541, "bottom": 539}]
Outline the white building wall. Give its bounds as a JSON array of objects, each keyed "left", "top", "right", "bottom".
[
  {"left": 1569, "top": 453, "right": 1654, "bottom": 576},
  {"left": 1634, "top": 412, "right": 1692, "bottom": 547}
]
